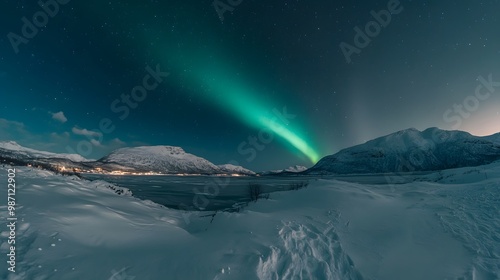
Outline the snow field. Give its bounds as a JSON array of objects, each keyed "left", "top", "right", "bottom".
[{"left": 0, "top": 163, "right": 499, "bottom": 279}]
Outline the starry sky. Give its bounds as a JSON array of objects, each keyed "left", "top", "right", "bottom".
[{"left": 1, "top": 0, "right": 499, "bottom": 171}]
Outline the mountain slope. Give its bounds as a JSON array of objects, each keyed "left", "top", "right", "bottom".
[
  {"left": 217, "top": 164, "right": 255, "bottom": 175},
  {"left": 284, "top": 165, "right": 308, "bottom": 173},
  {"left": 98, "top": 145, "right": 222, "bottom": 174},
  {"left": 260, "top": 165, "right": 309, "bottom": 175},
  {"left": 483, "top": 132, "right": 500, "bottom": 144},
  {"left": 307, "top": 128, "right": 500, "bottom": 175},
  {"left": 0, "top": 141, "right": 90, "bottom": 162},
  {"left": 0, "top": 141, "right": 254, "bottom": 175}
]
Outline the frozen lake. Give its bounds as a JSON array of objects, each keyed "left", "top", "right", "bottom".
[
  {"left": 80, "top": 174, "right": 313, "bottom": 211},
  {"left": 80, "top": 172, "right": 437, "bottom": 211}
]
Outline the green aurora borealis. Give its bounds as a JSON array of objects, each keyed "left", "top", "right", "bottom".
[
  {"left": 3, "top": 0, "right": 500, "bottom": 170},
  {"left": 162, "top": 51, "right": 321, "bottom": 163}
]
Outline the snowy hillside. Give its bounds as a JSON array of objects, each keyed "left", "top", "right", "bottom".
[
  {"left": 307, "top": 127, "right": 500, "bottom": 175},
  {"left": 260, "top": 165, "right": 308, "bottom": 175},
  {"left": 217, "top": 164, "right": 255, "bottom": 175},
  {"left": 0, "top": 142, "right": 255, "bottom": 175},
  {"left": 1, "top": 162, "right": 499, "bottom": 279},
  {"left": 0, "top": 141, "right": 90, "bottom": 162},
  {"left": 483, "top": 132, "right": 500, "bottom": 144},
  {"left": 284, "top": 165, "right": 308, "bottom": 173},
  {"left": 98, "top": 145, "right": 222, "bottom": 174}
]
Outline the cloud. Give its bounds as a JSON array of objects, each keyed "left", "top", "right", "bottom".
[
  {"left": 0, "top": 118, "right": 28, "bottom": 140},
  {"left": 90, "top": 139, "right": 102, "bottom": 146},
  {"left": 0, "top": 118, "right": 129, "bottom": 160},
  {"left": 51, "top": 111, "right": 67, "bottom": 123},
  {"left": 111, "top": 138, "right": 126, "bottom": 146},
  {"left": 50, "top": 131, "right": 70, "bottom": 139},
  {"left": 0, "top": 119, "right": 70, "bottom": 152},
  {"left": 72, "top": 127, "right": 102, "bottom": 138},
  {"left": 0, "top": 118, "right": 25, "bottom": 130}
]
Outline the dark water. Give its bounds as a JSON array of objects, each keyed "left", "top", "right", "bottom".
[
  {"left": 80, "top": 174, "right": 312, "bottom": 211},
  {"left": 80, "top": 172, "right": 432, "bottom": 211}
]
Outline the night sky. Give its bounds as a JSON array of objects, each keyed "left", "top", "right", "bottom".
[{"left": 1, "top": 0, "right": 499, "bottom": 171}]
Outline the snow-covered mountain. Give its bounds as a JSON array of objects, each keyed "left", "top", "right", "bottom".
[
  {"left": 97, "top": 145, "right": 221, "bottom": 174},
  {"left": 484, "top": 132, "right": 500, "bottom": 144},
  {"left": 0, "top": 141, "right": 255, "bottom": 175},
  {"left": 217, "top": 164, "right": 255, "bottom": 175},
  {"left": 284, "top": 165, "right": 308, "bottom": 173},
  {"left": 97, "top": 146, "right": 253, "bottom": 175},
  {"left": 99, "top": 146, "right": 255, "bottom": 175},
  {"left": 307, "top": 127, "right": 500, "bottom": 175},
  {"left": 0, "top": 141, "right": 90, "bottom": 162},
  {"left": 260, "top": 165, "right": 309, "bottom": 175}
]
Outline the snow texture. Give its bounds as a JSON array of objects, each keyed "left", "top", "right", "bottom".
[
  {"left": 217, "top": 164, "right": 256, "bottom": 175},
  {"left": 98, "top": 146, "right": 252, "bottom": 175},
  {"left": 1, "top": 161, "right": 499, "bottom": 279}
]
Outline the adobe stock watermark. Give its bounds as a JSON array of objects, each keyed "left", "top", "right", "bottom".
[
  {"left": 383, "top": 74, "right": 500, "bottom": 186},
  {"left": 238, "top": 107, "right": 296, "bottom": 162},
  {"left": 213, "top": 0, "right": 243, "bottom": 22},
  {"left": 179, "top": 106, "right": 298, "bottom": 224},
  {"left": 339, "top": 0, "right": 403, "bottom": 64},
  {"left": 65, "top": 64, "right": 169, "bottom": 157},
  {"left": 443, "top": 74, "right": 500, "bottom": 129},
  {"left": 7, "top": 0, "right": 71, "bottom": 54}
]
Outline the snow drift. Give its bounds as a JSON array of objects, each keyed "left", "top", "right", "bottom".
[{"left": 1, "top": 162, "right": 499, "bottom": 279}]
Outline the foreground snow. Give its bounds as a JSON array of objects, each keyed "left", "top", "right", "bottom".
[{"left": 1, "top": 163, "right": 499, "bottom": 279}]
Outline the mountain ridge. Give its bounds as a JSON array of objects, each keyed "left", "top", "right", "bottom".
[
  {"left": 0, "top": 141, "right": 91, "bottom": 162},
  {"left": 0, "top": 142, "right": 255, "bottom": 175},
  {"left": 306, "top": 127, "right": 500, "bottom": 175},
  {"left": 2, "top": 127, "right": 500, "bottom": 175},
  {"left": 98, "top": 145, "right": 218, "bottom": 173}
]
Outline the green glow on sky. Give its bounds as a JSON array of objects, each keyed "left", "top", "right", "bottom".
[
  {"left": 161, "top": 49, "right": 321, "bottom": 163},
  {"left": 259, "top": 116, "right": 320, "bottom": 163}
]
